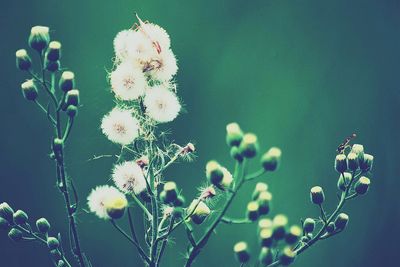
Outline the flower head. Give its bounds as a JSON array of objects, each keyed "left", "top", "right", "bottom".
[
  {"left": 101, "top": 107, "right": 139, "bottom": 145},
  {"left": 144, "top": 85, "right": 181, "bottom": 123},
  {"left": 145, "top": 49, "right": 178, "bottom": 81},
  {"left": 138, "top": 21, "right": 171, "bottom": 53},
  {"left": 112, "top": 161, "right": 147, "bottom": 194},
  {"left": 110, "top": 62, "right": 147, "bottom": 100},
  {"left": 87, "top": 185, "right": 127, "bottom": 219},
  {"left": 113, "top": 30, "right": 136, "bottom": 61}
]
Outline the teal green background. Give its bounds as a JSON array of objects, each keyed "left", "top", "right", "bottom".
[{"left": 1, "top": 0, "right": 399, "bottom": 266}]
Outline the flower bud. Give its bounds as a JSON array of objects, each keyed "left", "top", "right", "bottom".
[
  {"left": 28, "top": 26, "right": 50, "bottom": 52},
  {"left": 351, "top": 144, "right": 365, "bottom": 164},
  {"left": 360, "top": 154, "right": 373, "bottom": 172},
  {"left": 334, "top": 154, "right": 347, "bottom": 173},
  {"left": 65, "top": 89, "right": 80, "bottom": 107},
  {"left": 13, "top": 210, "right": 28, "bottom": 225},
  {"left": 334, "top": 213, "right": 349, "bottom": 230},
  {"left": 233, "top": 241, "right": 250, "bottom": 263},
  {"left": 163, "top": 182, "right": 178, "bottom": 203},
  {"left": 258, "top": 218, "right": 273, "bottom": 233},
  {"left": 310, "top": 186, "right": 325, "bottom": 205},
  {"left": 21, "top": 80, "right": 38, "bottom": 101},
  {"left": 230, "top": 146, "right": 243, "bottom": 162},
  {"left": 188, "top": 200, "right": 210, "bottom": 225},
  {"left": 0, "top": 202, "right": 14, "bottom": 222},
  {"left": 285, "top": 225, "right": 302, "bottom": 245},
  {"left": 239, "top": 133, "right": 259, "bottom": 158},
  {"left": 16, "top": 49, "right": 32, "bottom": 70},
  {"left": 346, "top": 152, "right": 359, "bottom": 171},
  {"left": 226, "top": 122, "right": 243, "bottom": 147},
  {"left": 326, "top": 222, "right": 335, "bottom": 233},
  {"left": 172, "top": 207, "right": 183, "bottom": 218},
  {"left": 252, "top": 182, "right": 268, "bottom": 200},
  {"left": 272, "top": 214, "right": 288, "bottom": 240},
  {"left": 8, "top": 228, "right": 23, "bottom": 242},
  {"left": 259, "top": 228, "right": 274, "bottom": 247},
  {"left": 57, "top": 260, "right": 66, "bottom": 267},
  {"left": 259, "top": 247, "right": 273, "bottom": 265},
  {"left": 47, "top": 237, "right": 60, "bottom": 250},
  {"left": 59, "top": 71, "right": 75, "bottom": 92},
  {"left": 302, "top": 218, "right": 315, "bottom": 233},
  {"left": 173, "top": 195, "right": 186, "bottom": 207},
  {"left": 247, "top": 201, "right": 259, "bottom": 221},
  {"left": 46, "top": 41, "right": 61, "bottom": 61},
  {"left": 105, "top": 196, "right": 128, "bottom": 219},
  {"left": 218, "top": 168, "right": 233, "bottom": 190},
  {"left": 206, "top": 161, "right": 224, "bottom": 186},
  {"left": 52, "top": 138, "right": 64, "bottom": 154},
  {"left": 279, "top": 247, "right": 296, "bottom": 266},
  {"left": 36, "top": 218, "right": 51, "bottom": 233},
  {"left": 45, "top": 60, "right": 61, "bottom": 72},
  {"left": 0, "top": 217, "right": 10, "bottom": 231},
  {"left": 257, "top": 191, "right": 272, "bottom": 215},
  {"left": 337, "top": 172, "right": 352, "bottom": 191},
  {"left": 261, "top": 147, "right": 282, "bottom": 171},
  {"left": 355, "top": 176, "right": 370, "bottom": 195},
  {"left": 66, "top": 105, "right": 78, "bottom": 118}
]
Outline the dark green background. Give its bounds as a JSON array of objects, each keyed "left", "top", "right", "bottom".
[{"left": 1, "top": 0, "right": 399, "bottom": 266}]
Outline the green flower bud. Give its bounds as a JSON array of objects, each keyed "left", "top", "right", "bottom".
[
  {"left": 173, "top": 195, "right": 186, "bottom": 207},
  {"left": 230, "top": 146, "right": 243, "bottom": 162},
  {"left": 105, "top": 196, "right": 128, "bottom": 219},
  {"left": 52, "top": 138, "right": 64, "bottom": 154},
  {"left": 346, "top": 152, "right": 359, "bottom": 171},
  {"left": 13, "top": 210, "right": 28, "bottom": 225},
  {"left": 310, "top": 186, "right": 325, "bottom": 205},
  {"left": 258, "top": 218, "right": 273, "bottom": 233},
  {"left": 163, "top": 182, "right": 178, "bottom": 203},
  {"left": 0, "top": 217, "right": 10, "bottom": 230},
  {"left": 36, "top": 218, "right": 51, "bottom": 233},
  {"left": 239, "top": 133, "right": 259, "bottom": 158},
  {"left": 57, "top": 260, "right": 66, "bottom": 267},
  {"left": 351, "top": 144, "right": 365, "bottom": 164},
  {"left": 16, "top": 49, "right": 32, "bottom": 70},
  {"left": 28, "top": 26, "right": 50, "bottom": 52},
  {"left": 257, "top": 191, "right": 272, "bottom": 215},
  {"left": 360, "top": 154, "right": 373, "bottom": 172},
  {"left": 66, "top": 89, "right": 80, "bottom": 107},
  {"left": 8, "top": 228, "right": 23, "bottom": 242},
  {"left": 59, "top": 71, "right": 75, "bottom": 92},
  {"left": 334, "top": 213, "right": 349, "bottom": 230},
  {"left": 326, "top": 222, "right": 335, "bottom": 233},
  {"left": 334, "top": 154, "right": 347, "bottom": 173},
  {"left": 233, "top": 241, "right": 250, "bottom": 263},
  {"left": 261, "top": 147, "right": 282, "bottom": 171},
  {"left": 188, "top": 200, "right": 210, "bottom": 225},
  {"left": 0, "top": 202, "right": 14, "bottom": 222},
  {"left": 285, "top": 225, "right": 302, "bottom": 245},
  {"left": 172, "top": 207, "right": 184, "bottom": 218},
  {"left": 226, "top": 122, "right": 243, "bottom": 147},
  {"left": 206, "top": 161, "right": 224, "bottom": 186},
  {"left": 47, "top": 237, "right": 60, "bottom": 250},
  {"left": 337, "top": 172, "right": 352, "bottom": 191},
  {"left": 46, "top": 41, "right": 61, "bottom": 61},
  {"left": 259, "top": 228, "right": 274, "bottom": 247},
  {"left": 259, "top": 247, "right": 273, "bottom": 265},
  {"left": 247, "top": 201, "right": 260, "bottom": 221},
  {"left": 45, "top": 60, "right": 61, "bottom": 72},
  {"left": 21, "top": 80, "right": 38, "bottom": 101},
  {"left": 272, "top": 214, "right": 288, "bottom": 240},
  {"left": 355, "top": 176, "right": 370, "bottom": 195},
  {"left": 279, "top": 247, "right": 296, "bottom": 266},
  {"left": 302, "top": 218, "right": 315, "bottom": 233},
  {"left": 66, "top": 105, "right": 78, "bottom": 118},
  {"left": 252, "top": 182, "right": 268, "bottom": 200}
]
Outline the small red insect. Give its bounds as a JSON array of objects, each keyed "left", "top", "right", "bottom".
[{"left": 337, "top": 133, "right": 357, "bottom": 154}]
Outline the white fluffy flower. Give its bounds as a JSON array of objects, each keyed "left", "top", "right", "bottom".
[
  {"left": 110, "top": 62, "right": 147, "bottom": 100},
  {"left": 126, "top": 30, "right": 155, "bottom": 63},
  {"left": 114, "top": 30, "right": 136, "bottom": 61},
  {"left": 146, "top": 49, "right": 178, "bottom": 81},
  {"left": 101, "top": 107, "right": 139, "bottom": 145},
  {"left": 87, "top": 185, "right": 127, "bottom": 219},
  {"left": 139, "top": 22, "right": 171, "bottom": 52},
  {"left": 112, "top": 161, "right": 147, "bottom": 194},
  {"left": 144, "top": 85, "right": 181, "bottom": 123}
]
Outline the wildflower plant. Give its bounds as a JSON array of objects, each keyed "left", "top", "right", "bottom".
[{"left": 1, "top": 16, "right": 375, "bottom": 267}]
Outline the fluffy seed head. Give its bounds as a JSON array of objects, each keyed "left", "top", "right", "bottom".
[
  {"left": 112, "top": 161, "right": 147, "bottom": 194},
  {"left": 144, "top": 85, "right": 181, "bottom": 123},
  {"left": 101, "top": 107, "right": 139, "bottom": 145},
  {"left": 87, "top": 185, "right": 127, "bottom": 220}
]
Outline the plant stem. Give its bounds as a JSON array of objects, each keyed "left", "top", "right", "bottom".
[
  {"left": 155, "top": 217, "right": 175, "bottom": 267},
  {"left": 132, "top": 193, "right": 152, "bottom": 220}
]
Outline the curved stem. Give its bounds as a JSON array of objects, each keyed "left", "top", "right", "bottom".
[{"left": 155, "top": 217, "right": 175, "bottom": 267}]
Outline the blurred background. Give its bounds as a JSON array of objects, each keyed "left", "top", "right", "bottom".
[{"left": 1, "top": 0, "right": 399, "bottom": 266}]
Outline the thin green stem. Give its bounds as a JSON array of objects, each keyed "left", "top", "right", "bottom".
[
  {"left": 221, "top": 217, "right": 252, "bottom": 225},
  {"left": 33, "top": 99, "right": 57, "bottom": 125},
  {"left": 155, "top": 217, "right": 175, "bottom": 267},
  {"left": 132, "top": 193, "right": 152, "bottom": 220}
]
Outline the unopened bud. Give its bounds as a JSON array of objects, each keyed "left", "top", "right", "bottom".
[
  {"left": 351, "top": 144, "right": 365, "bottom": 164},
  {"left": 13, "top": 210, "right": 28, "bottom": 225},
  {"left": 172, "top": 207, "right": 183, "bottom": 218},
  {"left": 16, "top": 49, "right": 32, "bottom": 70},
  {"left": 259, "top": 247, "right": 273, "bottom": 265},
  {"left": 188, "top": 200, "right": 210, "bottom": 224},
  {"left": 206, "top": 161, "right": 224, "bottom": 186},
  {"left": 8, "top": 228, "right": 23, "bottom": 242},
  {"left": 57, "top": 260, "right": 66, "bottom": 267},
  {"left": 310, "top": 186, "right": 325, "bottom": 205},
  {"left": 233, "top": 241, "right": 250, "bottom": 263},
  {"left": 252, "top": 182, "right": 268, "bottom": 200},
  {"left": 230, "top": 146, "right": 243, "bottom": 162},
  {"left": 219, "top": 168, "right": 233, "bottom": 190},
  {"left": 257, "top": 191, "right": 272, "bottom": 215},
  {"left": 346, "top": 152, "right": 359, "bottom": 171},
  {"left": 29, "top": 26, "right": 50, "bottom": 52},
  {"left": 337, "top": 172, "right": 352, "bottom": 191},
  {"left": 239, "top": 133, "right": 259, "bottom": 158},
  {"left": 334, "top": 154, "right": 347, "bottom": 173},
  {"left": 302, "top": 218, "right": 315, "bottom": 233},
  {"left": 65, "top": 89, "right": 80, "bottom": 107},
  {"left": 261, "top": 147, "right": 282, "bottom": 171},
  {"left": 279, "top": 247, "right": 296, "bottom": 266},
  {"left": 334, "top": 213, "right": 349, "bottom": 230},
  {"left": 0, "top": 217, "right": 10, "bottom": 230},
  {"left": 360, "top": 154, "right": 373, "bottom": 172},
  {"left": 45, "top": 60, "right": 60, "bottom": 72},
  {"left": 105, "top": 196, "right": 128, "bottom": 219},
  {"left": 285, "top": 225, "right": 302, "bottom": 245},
  {"left": 259, "top": 228, "right": 274, "bottom": 247},
  {"left": 59, "top": 71, "right": 75, "bottom": 92},
  {"left": 173, "top": 195, "right": 186, "bottom": 207},
  {"left": 247, "top": 201, "right": 259, "bottom": 221},
  {"left": 355, "top": 176, "right": 370, "bottom": 195},
  {"left": 21, "top": 80, "right": 38, "bottom": 101},
  {"left": 163, "top": 182, "right": 178, "bottom": 203},
  {"left": 52, "top": 138, "right": 64, "bottom": 154},
  {"left": 0, "top": 202, "right": 14, "bottom": 222},
  {"left": 66, "top": 105, "right": 78, "bottom": 118},
  {"left": 46, "top": 41, "right": 61, "bottom": 61},
  {"left": 272, "top": 214, "right": 288, "bottom": 240},
  {"left": 326, "top": 222, "right": 335, "bottom": 233},
  {"left": 47, "top": 237, "right": 60, "bottom": 250},
  {"left": 36, "top": 218, "right": 51, "bottom": 233},
  {"left": 258, "top": 218, "right": 273, "bottom": 233},
  {"left": 226, "top": 122, "right": 243, "bottom": 146}
]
